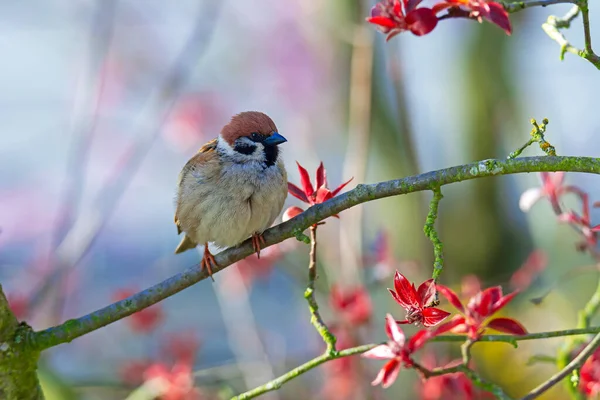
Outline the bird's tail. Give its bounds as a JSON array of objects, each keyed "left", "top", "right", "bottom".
[{"left": 174, "top": 234, "right": 198, "bottom": 254}]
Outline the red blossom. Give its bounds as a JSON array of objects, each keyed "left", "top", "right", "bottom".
[
  {"left": 330, "top": 285, "right": 373, "bottom": 326},
  {"left": 435, "top": 285, "right": 527, "bottom": 340},
  {"left": 417, "top": 352, "right": 475, "bottom": 400},
  {"left": 580, "top": 347, "right": 600, "bottom": 397},
  {"left": 558, "top": 192, "right": 600, "bottom": 250},
  {"left": 143, "top": 361, "right": 201, "bottom": 400},
  {"left": 519, "top": 172, "right": 583, "bottom": 214},
  {"left": 432, "top": 0, "right": 512, "bottom": 34},
  {"left": 363, "top": 314, "right": 433, "bottom": 388},
  {"left": 367, "top": 0, "right": 438, "bottom": 40},
  {"left": 286, "top": 161, "right": 353, "bottom": 221},
  {"left": 389, "top": 271, "right": 450, "bottom": 327},
  {"left": 113, "top": 289, "right": 164, "bottom": 334}
]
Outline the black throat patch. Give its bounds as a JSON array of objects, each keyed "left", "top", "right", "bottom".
[{"left": 264, "top": 145, "right": 279, "bottom": 168}]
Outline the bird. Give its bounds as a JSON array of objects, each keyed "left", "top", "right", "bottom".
[{"left": 173, "top": 111, "right": 288, "bottom": 280}]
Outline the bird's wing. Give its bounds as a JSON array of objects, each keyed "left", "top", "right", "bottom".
[{"left": 174, "top": 138, "right": 220, "bottom": 235}]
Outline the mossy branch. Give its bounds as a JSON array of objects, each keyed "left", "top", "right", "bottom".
[
  {"left": 424, "top": 187, "right": 444, "bottom": 281},
  {"left": 0, "top": 285, "right": 44, "bottom": 399},
  {"left": 304, "top": 226, "right": 336, "bottom": 353},
  {"left": 233, "top": 325, "right": 600, "bottom": 400},
  {"left": 24, "top": 156, "right": 600, "bottom": 352}
]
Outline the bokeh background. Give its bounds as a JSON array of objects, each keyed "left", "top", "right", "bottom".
[{"left": 1, "top": 0, "right": 600, "bottom": 399}]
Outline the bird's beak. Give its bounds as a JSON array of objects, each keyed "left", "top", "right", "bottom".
[{"left": 263, "top": 132, "right": 287, "bottom": 146}]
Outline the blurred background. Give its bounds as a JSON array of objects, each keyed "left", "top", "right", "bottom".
[{"left": 1, "top": 0, "right": 600, "bottom": 399}]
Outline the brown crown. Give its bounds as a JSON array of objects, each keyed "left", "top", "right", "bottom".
[{"left": 221, "top": 111, "right": 278, "bottom": 145}]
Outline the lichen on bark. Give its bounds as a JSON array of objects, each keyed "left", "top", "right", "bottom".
[{"left": 0, "top": 285, "right": 44, "bottom": 400}]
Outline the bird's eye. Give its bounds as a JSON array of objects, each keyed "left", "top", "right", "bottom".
[{"left": 250, "top": 132, "right": 262, "bottom": 142}]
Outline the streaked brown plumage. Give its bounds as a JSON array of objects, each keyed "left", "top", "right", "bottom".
[{"left": 174, "top": 111, "right": 288, "bottom": 279}]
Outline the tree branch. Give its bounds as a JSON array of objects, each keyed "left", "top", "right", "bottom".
[
  {"left": 424, "top": 187, "right": 444, "bottom": 281},
  {"left": 231, "top": 344, "right": 377, "bottom": 400},
  {"left": 521, "top": 332, "right": 600, "bottom": 400},
  {"left": 541, "top": 4, "right": 600, "bottom": 69},
  {"left": 0, "top": 285, "right": 43, "bottom": 399},
  {"left": 232, "top": 325, "right": 600, "bottom": 400},
  {"left": 25, "top": 156, "right": 600, "bottom": 351},
  {"left": 502, "top": 0, "right": 576, "bottom": 13},
  {"left": 305, "top": 226, "right": 336, "bottom": 353}
]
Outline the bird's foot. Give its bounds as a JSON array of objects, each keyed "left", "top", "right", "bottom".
[
  {"left": 201, "top": 243, "right": 218, "bottom": 282},
  {"left": 251, "top": 233, "right": 266, "bottom": 259}
]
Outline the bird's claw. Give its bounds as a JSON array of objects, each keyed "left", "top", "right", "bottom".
[{"left": 251, "top": 233, "right": 266, "bottom": 259}]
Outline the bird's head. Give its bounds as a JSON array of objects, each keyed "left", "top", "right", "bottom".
[{"left": 218, "top": 111, "right": 287, "bottom": 167}]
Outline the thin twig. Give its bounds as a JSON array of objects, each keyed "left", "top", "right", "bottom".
[
  {"left": 521, "top": 332, "right": 600, "bottom": 400},
  {"left": 230, "top": 344, "right": 376, "bottom": 400},
  {"left": 542, "top": 4, "right": 600, "bottom": 69},
  {"left": 424, "top": 187, "right": 444, "bottom": 281},
  {"left": 502, "top": 0, "right": 576, "bottom": 13},
  {"left": 305, "top": 226, "right": 336, "bottom": 353},
  {"left": 413, "top": 339, "right": 512, "bottom": 399},
  {"left": 25, "top": 156, "right": 600, "bottom": 351}
]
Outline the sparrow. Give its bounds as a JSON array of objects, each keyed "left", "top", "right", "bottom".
[{"left": 174, "top": 111, "right": 288, "bottom": 280}]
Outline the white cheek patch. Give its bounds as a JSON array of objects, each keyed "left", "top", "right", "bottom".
[{"left": 217, "top": 134, "right": 237, "bottom": 156}]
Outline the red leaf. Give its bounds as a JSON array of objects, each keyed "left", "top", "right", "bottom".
[
  {"left": 408, "top": 328, "right": 433, "bottom": 352},
  {"left": 287, "top": 182, "right": 310, "bottom": 203},
  {"left": 296, "top": 161, "right": 314, "bottom": 198},
  {"left": 487, "top": 317, "right": 527, "bottom": 335},
  {"left": 404, "top": 0, "right": 425, "bottom": 13},
  {"left": 316, "top": 162, "right": 327, "bottom": 189},
  {"left": 434, "top": 315, "right": 467, "bottom": 335},
  {"left": 366, "top": 16, "right": 398, "bottom": 29},
  {"left": 406, "top": 8, "right": 438, "bottom": 36},
  {"left": 374, "top": 359, "right": 402, "bottom": 388},
  {"left": 331, "top": 177, "right": 354, "bottom": 196},
  {"left": 484, "top": 2, "right": 512, "bottom": 35},
  {"left": 392, "top": 271, "right": 420, "bottom": 309},
  {"left": 417, "top": 279, "right": 437, "bottom": 306},
  {"left": 436, "top": 284, "right": 465, "bottom": 313},
  {"left": 490, "top": 290, "right": 519, "bottom": 315},
  {"left": 422, "top": 307, "right": 451, "bottom": 327},
  {"left": 385, "top": 313, "right": 406, "bottom": 345},
  {"left": 315, "top": 187, "right": 333, "bottom": 204}
]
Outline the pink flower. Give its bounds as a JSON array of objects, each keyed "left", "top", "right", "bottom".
[
  {"left": 435, "top": 285, "right": 527, "bottom": 340},
  {"left": 389, "top": 271, "right": 450, "bottom": 327},
  {"left": 330, "top": 285, "right": 373, "bottom": 326},
  {"left": 363, "top": 314, "right": 433, "bottom": 388},
  {"left": 367, "top": 0, "right": 438, "bottom": 40},
  {"left": 519, "top": 172, "right": 581, "bottom": 214}
]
